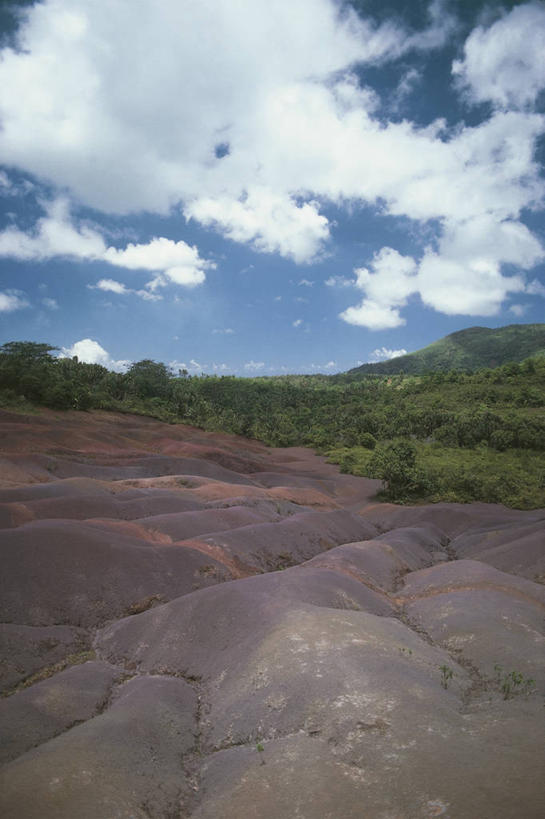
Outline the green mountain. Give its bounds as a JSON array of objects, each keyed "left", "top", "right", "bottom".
[{"left": 348, "top": 324, "right": 545, "bottom": 376}]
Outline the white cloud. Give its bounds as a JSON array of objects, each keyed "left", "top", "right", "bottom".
[
  {"left": 170, "top": 360, "right": 203, "bottom": 374},
  {"left": 416, "top": 216, "right": 541, "bottom": 316},
  {"left": 212, "top": 328, "right": 234, "bottom": 335},
  {"left": 0, "top": 0, "right": 461, "bottom": 265},
  {"left": 325, "top": 275, "right": 355, "bottom": 288},
  {"left": 90, "top": 277, "right": 162, "bottom": 301},
  {"left": 452, "top": 3, "right": 545, "bottom": 110},
  {"left": 310, "top": 360, "right": 336, "bottom": 370},
  {"left": 339, "top": 247, "right": 417, "bottom": 329},
  {"left": 170, "top": 358, "right": 232, "bottom": 374},
  {"left": 186, "top": 189, "right": 329, "bottom": 263},
  {"left": 526, "top": 278, "right": 545, "bottom": 297},
  {"left": 298, "top": 278, "right": 314, "bottom": 287},
  {"left": 392, "top": 68, "right": 422, "bottom": 107},
  {"left": 0, "top": 198, "right": 106, "bottom": 260},
  {"left": 60, "top": 338, "right": 129, "bottom": 371},
  {"left": 0, "top": 290, "right": 29, "bottom": 312},
  {"left": 508, "top": 304, "right": 528, "bottom": 318},
  {"left": 103, "top": 236, "right": 213, "bottom": 288},
  {"left": 0, "top": 0, "right": 542, "bottom": 331},
  {"left": 0, "top": 170, "right": 12, "bottom": 192},
  {"left": 417, "top": 254, "right": 525, "bottom": 316},
  {"left": 244, "top": 360, "right": 265, "bottom": 371},
  {"left": 403, "top": 0, "right": 457, "bottom": 51},
  {"left": 341, "top": 300, "right": 406, "bottom": 330},
  {"left": 292, "top": 319, "right": 303, "bottom": 328},
  {"left": 0, "top": 199, "right": 212, "bottom": 293},
  {"left": 340, "top": 218, "right": 544, "bottom": 329},
  {"left": 93, "top": 278, "right": 129, "bottom": 295},
  {"left": 42, "top": 297, "right": 59, "bottom": 309},
  {"left": 369, "top": 347, "right": 407, "bottom": 362}
]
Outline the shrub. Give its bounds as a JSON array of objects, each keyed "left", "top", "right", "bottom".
[
  {"left": 358, "top": 432, "right": 377, "bottom": 449},
  {"left": 369, "top": 440, "right": 434, "bottom": 501}
]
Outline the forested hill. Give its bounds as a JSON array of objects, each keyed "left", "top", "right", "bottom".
[{"left": 347, "top": 324, "right": 545, "bottom": 376}]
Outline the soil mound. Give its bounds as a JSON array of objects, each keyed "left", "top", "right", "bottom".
[{"left": 0, "top": 408, "right": 543, "bottom": 818}]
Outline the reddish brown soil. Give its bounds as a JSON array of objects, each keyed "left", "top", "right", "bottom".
[{"left": 0, "top": 408, "right": 544, "bottom": 819}]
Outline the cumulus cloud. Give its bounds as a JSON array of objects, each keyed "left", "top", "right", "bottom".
[
  {"left": 103, "top": 236, "right": 213, "bottom": 289},
  {"left": 0, "top": 198, "right": 212, "bottom": 294},
  {"left": 0, "top": 198, "right": 106, "bottom": 260},
  {"left": 452, "top": 3, "right": 545, "bottom": 110},
  {"left": 340, "top": 248, "right": 417, "bottom": 329},
  {"left": 0, "top": 0, "right": 543, "bottom": 322},
  {"left": 340, "top": 218, "right": 544, "bottom": 329},
  {"left": 415, "top": 216, "right": 539, "bottom": 317},
  {"left": 0, "top": 0, "right": 464, "bottom": 265},
  {"left": 186, "top": 190, "right": 329, "bottom": 263},
  {"left": 292, "top": 319, "right": 303, "bottom": 328},
  {"left": 244, "top": 360, "right": 265, "bottom": 371},
  {"left": 369, "top": 347, "right": 408, "bottom": 362},
  {"left": 0, "top": 289, "right": 29, "bottom": 312},
  {"left": 60, "top": 338, "right": 129, "bottom": 371}
]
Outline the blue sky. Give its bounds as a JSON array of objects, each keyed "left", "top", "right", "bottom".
[{"left": 0, "top": 0, "right": 544, "bottom": 375}]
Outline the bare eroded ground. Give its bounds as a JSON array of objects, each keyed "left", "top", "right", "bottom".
[{"left": 0, "top": 408, "right": 544, "bottom": 818}]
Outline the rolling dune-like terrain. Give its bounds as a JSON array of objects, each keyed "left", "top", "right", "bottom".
[{"left": 0, "top": 408, "right": 544, "bottom": 818}]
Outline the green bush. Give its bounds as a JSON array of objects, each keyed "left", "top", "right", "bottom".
[
  {"left": 358, "top": 432, "right": 377, "bottom": 449},
  {"left": 369, "top": 440, "right": 434, "bottom": 501}
]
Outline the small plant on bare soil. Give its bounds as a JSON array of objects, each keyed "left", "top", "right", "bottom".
[
  {"left": 439, "top": 664, "right": 454, "bottom": 689},
  {"left": 494, "top": 665, "right": 536, "bottom": 700},
  {"left": 256, "top": 741, "right": 266, "bottom": 765}
]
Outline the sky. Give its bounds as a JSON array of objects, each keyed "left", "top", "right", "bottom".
[{"left": 0, "top": 0, "right": 544, "bottom": 376}]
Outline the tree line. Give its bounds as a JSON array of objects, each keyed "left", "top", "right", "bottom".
[{"left": 1, "top": 340, "right": 544, "bottom": 508}]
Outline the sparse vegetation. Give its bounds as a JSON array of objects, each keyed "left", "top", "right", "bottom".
[
  {"left": 439, "top": 664, "right": 454, "bottom": 689},
  {"left": 2, "top": 650, "right": 96, "bottom": 698},
  {"left": 494, "top": 665, "right": 536, "bottom": 700},
  {"left": 125, "top": 595, "right": 164, "bottom": 616}
]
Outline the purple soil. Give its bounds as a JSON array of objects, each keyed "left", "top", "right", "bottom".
[{"left": 0, "top": 408, "right": 544, "bottom": 819}]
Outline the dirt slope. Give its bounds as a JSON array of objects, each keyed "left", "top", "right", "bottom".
[{"left": 0, "top": 408, "right": 544, "bottom": 818}]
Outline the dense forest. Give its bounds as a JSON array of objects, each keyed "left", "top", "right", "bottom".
[{"left": 1, "top": 340, "right": 544, "bottom": 509}]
